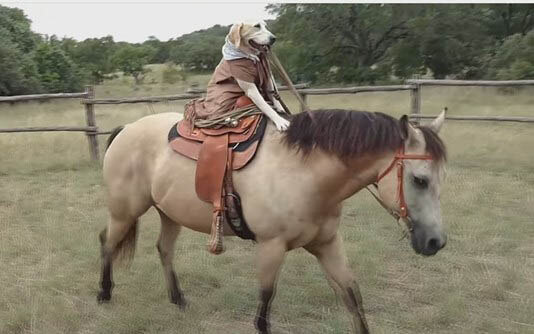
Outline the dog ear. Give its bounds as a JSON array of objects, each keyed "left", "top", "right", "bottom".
[{"left": 228, "top": 23, "right": 243, "bottom": 47}]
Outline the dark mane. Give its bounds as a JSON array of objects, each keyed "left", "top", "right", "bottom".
[{"left": 283, "top": 109, "right": 447, "bottom": 161}]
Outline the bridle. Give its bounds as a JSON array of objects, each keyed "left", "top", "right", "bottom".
[{"left": 366, "top": 145, "right": 433, "bottom": 235}]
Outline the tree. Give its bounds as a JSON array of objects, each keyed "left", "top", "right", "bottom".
[
  {"left": 169, "top": 25, "right": 228, "bottom": 72},
  {"left": 389, "top": 5, "right": 492, "bottom": 79},
  {"left": 268, "top": 4, "right": 413, "bottom": 83},
  {"left": 0, "top": 5, "right": 42, "bottom": 95},
  {"left": 33, "top": 42, "right": 86, "bottom": 93},
  {"left": 0, "top": 33, "right": 41, "bottom": 95},
  {"left": 61, "top": 36, "right": 117, "bottom": 84},
  {"left": 143, "top": 36, "right": 172, "bottom": 64},
  {"left": 0, "top": 5, "right": 40, "bottom": 53},
  {"left": 112, "top": 45, "right": 155, "bottom": 84},
  {"left": 486, "top": 31, "right": 534, "bottom": 80},
  {"left": 483, "top": 4, "right": 534, "bottom": 39}
]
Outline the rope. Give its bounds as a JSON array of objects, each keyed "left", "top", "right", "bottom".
[{"left": 192, "top": 105, "right": 262, "bottom": 128}]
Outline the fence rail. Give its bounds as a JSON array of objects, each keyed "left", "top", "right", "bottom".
[
  {"left": 185, "top": 83, "right": 310, "bottom": 94},
  {"left": 0, "top": 92, "right": 89, "bottom": 103},
  {"left": 82, "top": 93, "right": 201, "bottom": 105},
  {"left": 2, "top": 79, "right": 534, "bottom": 161},
  {"left": 0, "top": 126, "right": 98, "bottom": 133},
  {"left": 409, "top": 114, "right": 534, "bottom": 123},
  {"left": 406, "top": 79, "right": 534, "bottom": 86}
]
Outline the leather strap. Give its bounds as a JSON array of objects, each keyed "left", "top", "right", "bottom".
[
  {"left": 195, "top": 134, "right": 229, "bottom": 205},
  {"left": 370, "top": 146, "right": 433, "bottom": 223}
]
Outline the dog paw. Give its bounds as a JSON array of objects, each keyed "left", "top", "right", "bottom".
[{"left": 275, "top": 118, "right": 290, "bottom": 131}]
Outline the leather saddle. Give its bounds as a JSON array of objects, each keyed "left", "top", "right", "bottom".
[{"left": 168, "top": 98, "right": 265, "bottom": 254}]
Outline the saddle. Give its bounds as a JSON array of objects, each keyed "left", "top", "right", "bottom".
[{"left": 168, "top": 97, "right": 265, "bottom": 254}]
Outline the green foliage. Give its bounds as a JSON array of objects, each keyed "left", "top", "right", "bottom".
[
  {"left": 61, "top": 36, "right": 117, "bottom": 84},
  {"left": 483, "top": 4, "right": 534, "bottom": 40},
  {"left": 269, "top": 4, "right": 413, "bottom": 84},
  {"left": 0, "top": 5, "right": 42, "bottom": 95},
  {"left": 270, "top": 4, "right": 534, "bottom": 83},
  {"left": 169, "top": 25, "right": 228, "bottom": 72},
  {"left": 0, "top": 34, "right": 41, "bottom": 95},
  {"left": 488, "top": 31, "right": 534, "bottom": 80},
  {"left": 33, "top": 42, "right": 86, "bottom": 93},
  {"left": 389, "top": 5, "right": 492, "bottom": 79},
  {"left": 112, "top": 45, "right": 156, "bottom": 84},
  {"left": 161, "top": 62, "right": 187, "bottom": 84},
  {"left": 143, "top": 36, "right": 172, "bottom": 64},
  {"left": 0, "top": 5, "right": 39, "bottom": 52},
  {"left": 2, "top": 3, "right": 534, "bottom": 95}
]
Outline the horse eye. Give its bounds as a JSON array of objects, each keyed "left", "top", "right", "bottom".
[
  {"left": 413, "top": 176, "right": 428, "bottom": 189},
  {"left": 254, "top": 23, "right": 261, "bottom": 28}
]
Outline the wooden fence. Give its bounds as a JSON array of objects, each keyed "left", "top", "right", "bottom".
[{"left": 1, "top": 80, "right": 534, "bottom": 161}]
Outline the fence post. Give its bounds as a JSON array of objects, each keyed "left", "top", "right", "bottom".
[
  {"left": 300, "top": 93, "right": 308, "bottom": 113},
  {"left": 410, "top": 84, "right": 421, "bottom": 124},
  {"left": 84, "top": 85, "right": 100, "bottom": 161}
]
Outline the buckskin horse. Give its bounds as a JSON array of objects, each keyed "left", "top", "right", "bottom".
[{"left": 97, "top": 109, "right": 447, "bottom": 334}]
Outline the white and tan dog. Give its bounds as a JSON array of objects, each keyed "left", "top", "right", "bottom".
[{"left": 202, "top": 21, "right": 290, "bottom": 131}]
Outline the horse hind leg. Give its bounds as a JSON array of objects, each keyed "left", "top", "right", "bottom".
[
  {"left": 97, "top": 216, "right": 139, "bottom": 303},
  {"left": 156, "top": 210, "right": 186, "bottom": 308}
]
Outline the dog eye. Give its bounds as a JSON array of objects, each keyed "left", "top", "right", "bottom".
[
  {"left": 254, "top": 23, "right": 261, "bottom": 28},
  {"left": 413, "top": 176, "right": 428, "bottom": 189}
]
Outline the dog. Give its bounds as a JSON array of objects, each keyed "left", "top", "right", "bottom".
[{"left": 198, "top": 21, "right": 290, "bottom": 131}]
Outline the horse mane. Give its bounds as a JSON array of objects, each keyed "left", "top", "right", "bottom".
[{"left": 283, "top": 109, "right": 447, "bottom": 162}]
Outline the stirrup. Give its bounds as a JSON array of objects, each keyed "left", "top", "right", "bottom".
[{"left": 208, "top": 212, "right": 225, "bottom": 254}]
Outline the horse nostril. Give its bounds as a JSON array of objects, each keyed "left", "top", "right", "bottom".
[
  {"left": 427, "top": 238, "right": 440, "bottom": 251},
  {"left": 270, "top": 36, "right": 276, "bottom": 44}
]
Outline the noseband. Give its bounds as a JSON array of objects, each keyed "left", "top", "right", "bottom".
[{"left": 366, "top": 145, "right": 433, "bottom": 233}]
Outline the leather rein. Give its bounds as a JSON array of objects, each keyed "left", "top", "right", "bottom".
[{"left": 365, "top": 145, "right": 433, "bottom": 236}]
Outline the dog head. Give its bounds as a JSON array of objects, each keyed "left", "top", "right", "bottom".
[{"left": 227, "top": 21, "right": 276, "bottom": 54}]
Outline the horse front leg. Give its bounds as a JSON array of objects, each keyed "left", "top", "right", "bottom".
[
  {"left": 255, "top": 238, "right": 287, "bottom": 334},
  {"left": 305, "top": 233, "right": 370, "bottom": 334}
]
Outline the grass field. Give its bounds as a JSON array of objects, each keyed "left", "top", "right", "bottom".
[{"left": 1, "top": 68, "right": 534, "bottom": 333}]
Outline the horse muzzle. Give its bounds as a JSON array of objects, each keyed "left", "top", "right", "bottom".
[{"left": 410, "top": 225, "right": 447, "bottom": 256}]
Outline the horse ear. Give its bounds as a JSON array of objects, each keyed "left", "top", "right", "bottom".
[
  {"left": 228, "top": 23, "right": 243, "bottom": 47},
  {"left": 399, "top": 114, "right": 419, "bottom": 146},
  {"left": 429, "top": 107, "right": 446, "bottom": 133},
  {"left": 399, "top": 115, "right": 409, "bottom": 140}
]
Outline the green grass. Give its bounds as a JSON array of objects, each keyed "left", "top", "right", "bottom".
[{"left": 1, "top": 66, "right": 534, "bottom": 333}]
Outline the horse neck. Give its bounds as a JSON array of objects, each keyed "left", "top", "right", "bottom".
[
  {"left": 280, "top": 148, "right": 395, "bottom": 208},
  {"left": 324, "top": 150, "right": 397, "bottom": 204}
]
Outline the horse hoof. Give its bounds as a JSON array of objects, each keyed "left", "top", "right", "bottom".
[
  {"left": 171, "top": 296, "right": 187, "bottom": 310},
  {"left": 97, "top": 291, "right": 111, "bottom": 303}
]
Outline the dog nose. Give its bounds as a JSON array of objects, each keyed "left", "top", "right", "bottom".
[{"left": 269, "top": 35, "right": 276, "bottom": 45}]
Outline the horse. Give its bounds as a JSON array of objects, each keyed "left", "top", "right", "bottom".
[{"left": 97, "top": 109, "right": 447, "bottom": 334}]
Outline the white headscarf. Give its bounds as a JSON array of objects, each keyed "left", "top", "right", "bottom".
[{"left": 221, "top": 36, "right": 259, "bottom": 63}]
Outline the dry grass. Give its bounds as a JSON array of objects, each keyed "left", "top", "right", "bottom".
[{"left": 1, "top": 68, "right": 533, "bottom": 333}]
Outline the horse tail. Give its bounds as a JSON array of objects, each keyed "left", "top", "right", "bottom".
[
  {"left": 113, "top": 221, "right": 138, "bottom": 265},
  {"left": 106, "top": 125, "right": 124, "bottom": 151},
  {"left": 100, "top": 220, "right": 139, "bottom": 266}
]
